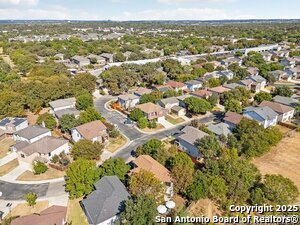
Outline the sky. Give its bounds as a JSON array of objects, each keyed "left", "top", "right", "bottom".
[{"left": 0, "top": 0, "right": 299, "bottom": 21}]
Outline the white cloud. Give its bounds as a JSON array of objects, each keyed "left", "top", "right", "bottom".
[{"left": 0, "top": 0, "right": 38, "bottom": 6}]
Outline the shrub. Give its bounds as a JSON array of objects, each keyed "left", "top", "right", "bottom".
[
  {"left": 25, "top": 192, "right": 37, "bottom": 206},
  {"left": 148, "top": 120, "right": 157, "bottom": 129},
  {"left": 33, "top": 162, "right": 48, "bottom": 175},
  {"left": 138, "top": 117, "right": 148, "bottom": 129}
]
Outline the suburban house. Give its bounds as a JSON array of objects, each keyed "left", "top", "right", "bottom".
[
  {"left": 171, "top": 105, "right": 186, "bottom": 117},
  {"left": 130, "top": 155, "right": 173, "bottom": 200},
  {"left": 208, "top": 86, "right": 230, "bottom": 98},
  {"left": 243, "top": 106, "right": 278, "bottom": 128},
  {"left": 270, "top": 70, "right": 287, "bottom": 81},
  {"left": 157, "top": 97, "right": 180, "bottom": 112},
  {"left": 0, "top": 117, "right": 28, "bottom": 134},
  {"left": 246, "top": 75, "right": 267, "bottom": 92},
  {"left": 14, "top": 136, "right": 69, "bottom": 165},
  {"left": 259, "top": 101, "right": 295, "bottom": 122},
  {"left": 285, "top": 66, "right": 300, "bottom": 80},
  {"left": 280, "top": 58, "right": 296, "bottom": 69},
  {"left": 71, "top": 55, "right": 91, "bottom": 67},
  {"left": 133, "top": 87, "right": 152, "bottom": 97},
  {"left": 117, "top": 94, "right": 140, "bottom": 110},
  {"left": 220, "top": 57, "right": 242, "bottom": 67},
  {"left": 185, "top": 80, "right": 203, "bottom": 91},
  {"left": 175, "top": 126, "right": 209, "bottom": 159},
  {"left": 223, "top": 83, "right": 243, "bottom": 90},
  {"left": 153, "top": 85, "right": 173, "bottom": 93},
  {"left": 273, "top": 95, "right": 299, "bottom": 107},
  {"left": 204, "top": 70, "right": 234, "bottom": 81},
  {"left": 207, "top": 122, "right": 232, "bottom": 137},
  {"left": 135, "top": 103, "right": 168, "bottom": 122},
  {"left": 81, "top": 176, "right": 130, "bottom": 225},
  {"left": 223, "top": 111, "right": 243, "bottom": 129},
  {"left": 166, "top": 80, "right": 187, "bottom": 91},
  {"left": 11, "top": 205, "right": 67, "bottom": 225},
  {"left": 100, "top": 53, "right": 114, "bottom": 63},
  {"left": 190, "top": 89, "right": 213, "bottom": 99},
  {"left": 247, "top": 67, "right": 259, "bottom": 76},
  {"left": 13, "top": 125, "right": 51, "bottom": 144},
  {"left": 261, "top": 52, "right": 272, "bottom": 61},
  {"left": 87, "top": 54, "right": 106, "bottom": 65},
  {"left": 54, "top": 108, "right": 80, "bottom": 120},
  {"left": 49, "top": 97, "right": 76, "bottom": 114},
  {"left": 71, "top": 120, "right": 108, "bottom": 143}
]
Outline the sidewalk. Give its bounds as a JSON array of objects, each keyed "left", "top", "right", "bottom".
[{"left": 1, "top": 161, "right": 30, "bottom": 182}]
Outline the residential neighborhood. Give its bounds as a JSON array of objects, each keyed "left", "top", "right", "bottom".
[{"left": 0, "top": 9, "right": 299, "bottom": 225}]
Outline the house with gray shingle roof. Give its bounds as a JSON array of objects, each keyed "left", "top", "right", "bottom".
[
  {"left": 49, "top": 97, "right": 76, "bottom": 113},
  {"left": 208, "top": 122, "right": 232, "bottom": 137},
  {"left": 243, "top": 106, "right": 278, "bottom": 128},
  {"left": 13, "top": 125, "right": 51, "bottom": 144},
  {"left": 157, "top": 97, "right": 179, "bottom": 111},
  {"left": 81, "top": 176, "right": 130, "bottom": 225},
  {"left": 175, "top": 126, "right": 209, "bottom": 159},
  {"left": 259, "top": 101, "right": 295, "bottom": 122},
  {"left": 273, "top": 95, "right": 299, "bottom": 108}
]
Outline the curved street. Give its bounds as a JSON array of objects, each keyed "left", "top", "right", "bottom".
[{"left": 0, "top": 96, "right": 216, "bottom": 201}]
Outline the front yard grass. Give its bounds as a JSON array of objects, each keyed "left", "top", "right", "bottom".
[
  {"left": 16, "top": 167, "right": 65, "bottom": 181},
  {"left": 0, "top": 138, "right": 15, "bottom": 159},
  {"left": 106, "top": 135, "right": 127, "bottom": 153},
  {"left": 8, "top": 201, "right": 49, "bottom": 218},
  {"left": 166, "top": 115, "right": 184, "bottom": 125},
  {"left": 0, "top": 159, "right": 19, "bottom": 176},
  {"left": 67, "top": 199, "right": 89, "bottom": 225}
]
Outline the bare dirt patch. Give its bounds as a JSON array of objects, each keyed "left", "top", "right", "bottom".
[
  {"left": 252, "top": 132, "right": 300, "bottom": 202},
  {"left": 0, "top": 138, "right": 15, "bottom": 158},
  {"left": 188, "top": 198, "right": 222, "bottom": 219},
  {"left": 8, "top": 201, "right": 49, "bottom": 218},
  {"left": 17, "top": 167, "right": 65, "bottom": 181},
  {"left": 0, "top": 159, "right": 19, "bottom": 176}
]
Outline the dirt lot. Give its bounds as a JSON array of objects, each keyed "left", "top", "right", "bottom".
[
  {"left": 0, "top": 138, "right": 15, "bottom": 158},
  {"left": 0, "top": 159, "right": 19, "bottom": 176},
  {"left": 17, "top": 168, "right": 65, "bottom": 181},
  {"left": 8, "top": 201, "right": 49, "bottom": 218},
  {"left": 252, "top": 132, "right": 300, "bottom": 202}
]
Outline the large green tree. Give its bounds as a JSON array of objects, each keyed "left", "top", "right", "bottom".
[
  {"left": 65, "top": 158, "right": 100, "bottom": 199},
  {"left": 116, "top": 196, "right": 157, "bottom": 225},
  {"left": 99, "top": 158, "right": 130, "bottom": 182},
  {"left": 76, "top": 93, "right": 93, "bottom": 110},
  {"left": 184, "top": 96, "right": 211, "bottom": 114},
  {"left": 72, "top": 139, "right": 104, "bottom": 160},
  {"left": 37, "top": 113, "right": 56, "bottom": 129}
]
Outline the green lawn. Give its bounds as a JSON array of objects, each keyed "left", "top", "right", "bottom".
[{"left": 166, "top": 115, "right": 184, "bottom": 125}]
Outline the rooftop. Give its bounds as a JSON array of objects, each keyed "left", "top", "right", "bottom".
[
  {"left": 0, "top": 117, "right": 27, "bottom": 127},
  {"left": 136, "top": 102, "right": 165, "bottom": 114},
  {"left": 17, "top": 136, "right": 68, "bottom": 156},
  {"left": 178, "top": 126, "right": 209, "bottom": 145},
  {"left": 208, "top": 122, "right": 232, "bottom": 136},
  {"left": 81, "top": 176, "right": 130, "bottom": 225},
  {"left": 73, "top": 120, "right": 107, "bottom": 140},
  {"left": 14, "top": 125, "right": 50, "bottom": 140},
  {"left": 223, "top": 112, "right": 243, "bottom": 125},
  {"left": 130, "top": 155, "right": 172, "bottom": 183},
  {"left": 49, "top": 97, "right": 76, "bottom": 109},
  {"left": 259, "top": 101, "right": 294, "bottom": 114},
  {"left": 11, "top": 205, "right": 67, "bottom": 225}
]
